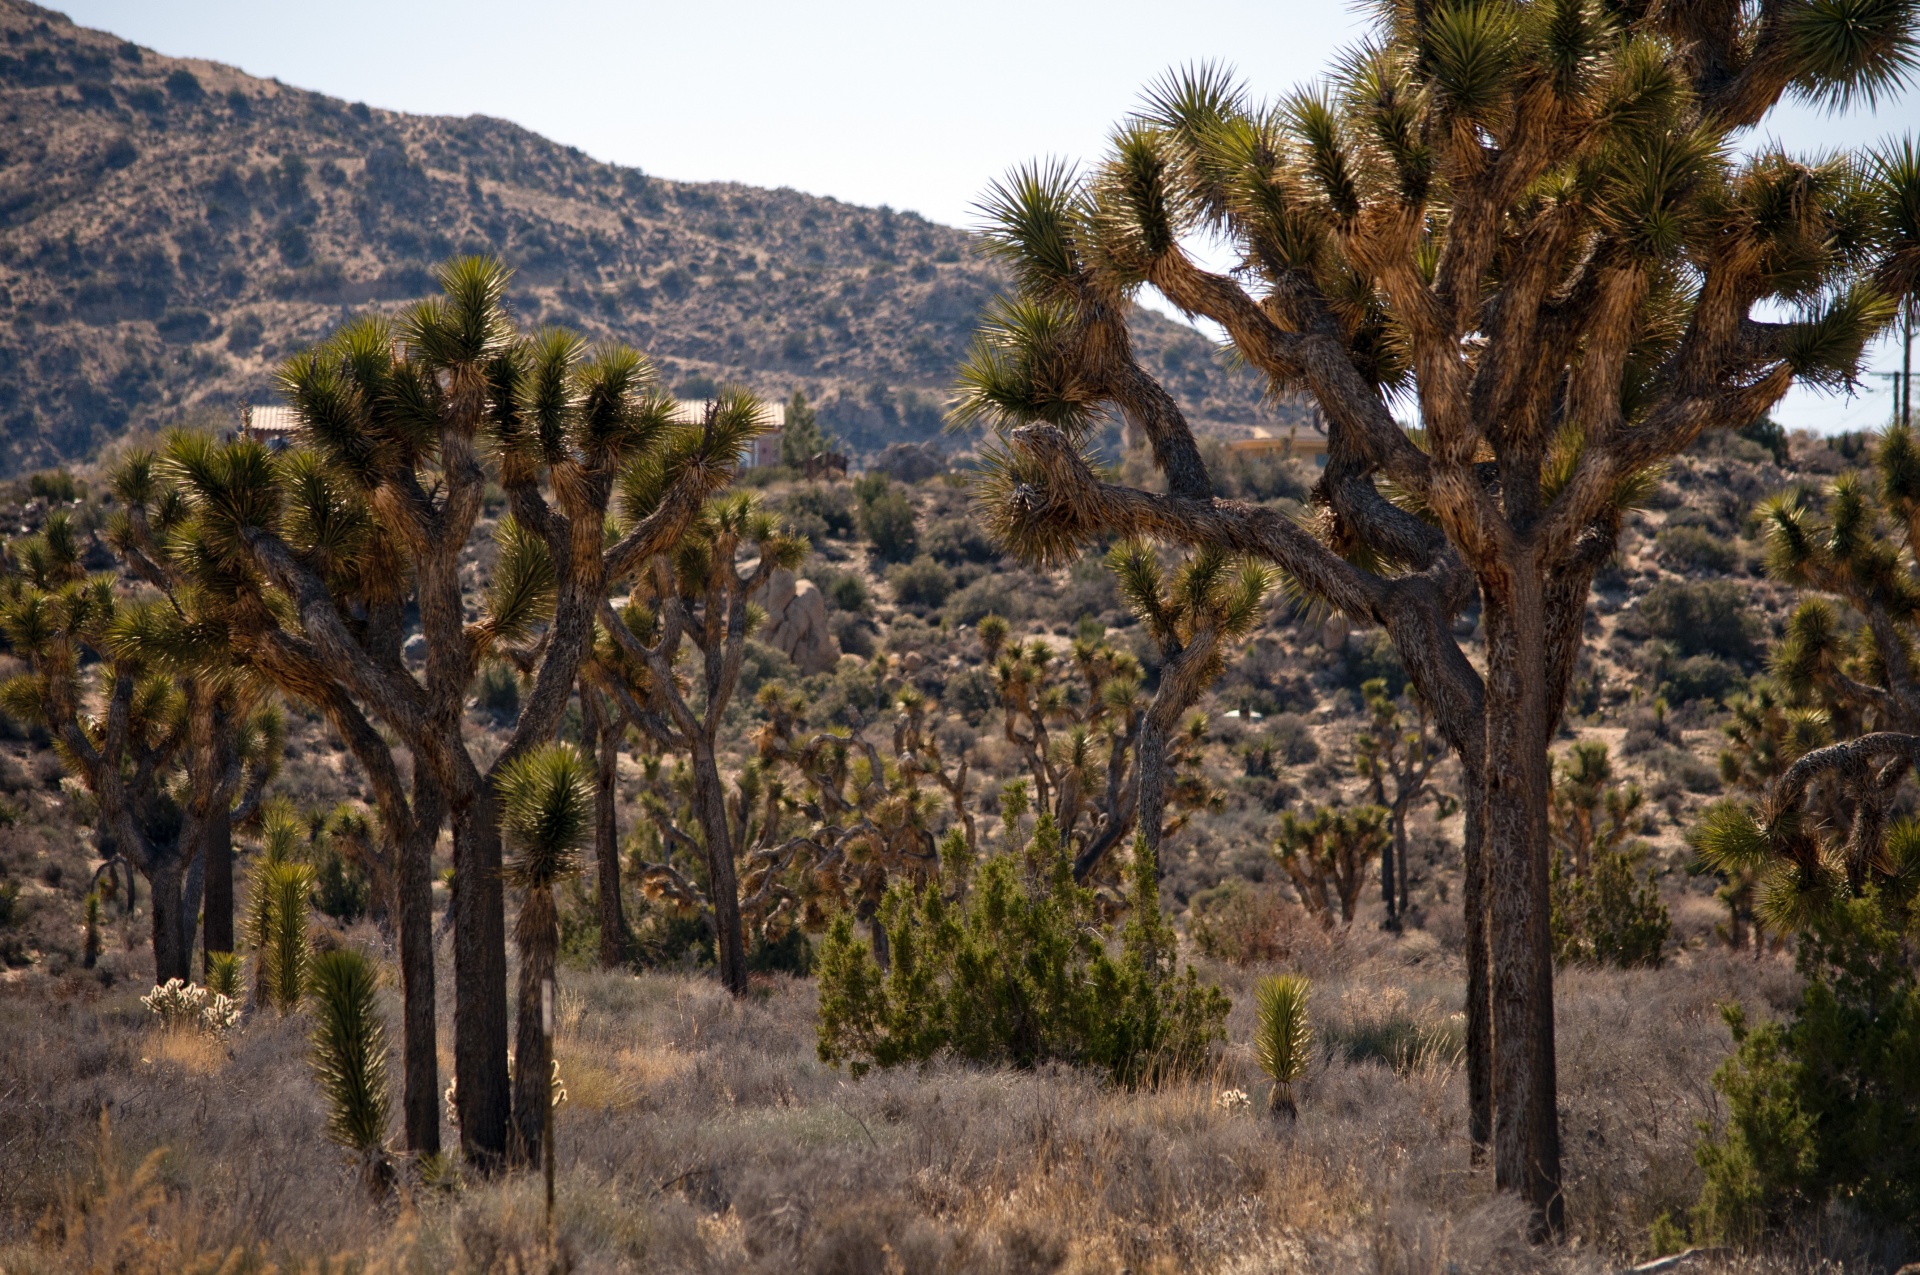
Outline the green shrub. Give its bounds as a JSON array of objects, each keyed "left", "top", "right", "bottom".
[
  {"left": 473, "top": 661, "right": 520, "bottom": 723},
  {"left": 1658, "top": 654, "right": 1746, "bottom": 705},
  {"left": 782, "top": 484, "right": 856, "bottom": 539},
  {"left": 823, "top": 573, "right": 868, "bottom": 613},
  {"left": 26, "top": 470, "right": 79, "bottom": 503},
  {"left": 311, "top": 839, "right": 370, "bottom": 925},
  {"left": 815, "top": 821, "right": 1229, "bottom": 1086},
  {"left": 857, "top": 480, "right": 918, "bottom": 562},
  {"left": 1655, "top": 524, "right": 1737, "bottom": 573},
  {"left": 1640, "top": 581, "right": 1760, "bottom": 662},
  {"left": 1693, "top": 897, "right": 1920, "bottom": 1241},
  {"left": 888, "top": 555, "right": 954, "bottom": 608},
  {"left": 1551, "top": 844, "right": 1670, "bottom": 968}
]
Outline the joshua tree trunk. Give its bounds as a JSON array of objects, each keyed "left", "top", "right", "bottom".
[
  {"left": 398, "top": 772, "right": 445, "bottom": 1157},
  {"left": 1481, "top": 576, "right": 1563, "bottom": 1235},
  {"left": 583, "top": 690, "right": 628, "bottom": 970},
  {"left": 148, "top": 853, "right": 189, "bottom": 983},
  {"left": 1380, "top": 830, "right": 1399, "bottom": 929},
  {"left": 452, "top": 783, "right": 513, "bottom": 1168},
  {"left": 511, "top": 889, "right": 557, "bottom": 1167},
  {"left": 1462, "top": 779, "right": 1492, "bottom": 1157},
  {"left": 201, "top": 804, "right": 233, "bottom": 978},
  {"left": 690, "top": 740, "right": 747, "bottom": 995}
]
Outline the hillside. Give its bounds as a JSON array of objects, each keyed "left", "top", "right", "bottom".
[{"left": 0, "top": 0, "right": 1291, "bottom": 475}]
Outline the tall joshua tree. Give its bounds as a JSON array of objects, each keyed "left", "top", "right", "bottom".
[
  {"left": 590, "top": 470, "right": 807, "bottom": 996},
  {"left": 0, "top": 511, "right": 280, "bottom": 983},
  {"left": 959, "top": 12, "right": 1919, "bottom": 1229},
  {"left": 162, "top": 257, "right": 737, "bottom": 1167},
  {"left": 499, "top": 742, "right": 592, "bottom": 1167}
]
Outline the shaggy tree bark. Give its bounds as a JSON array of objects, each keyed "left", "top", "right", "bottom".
[{"left": 581, "top": 687, "right": 629, "bottom": 970}]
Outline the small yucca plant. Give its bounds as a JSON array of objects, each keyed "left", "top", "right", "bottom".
[
  {"left": 1253, "top": 974, "right": 1312, "bottom": 1120},
  {"left": 498, "top": 742, "right": 593, "bottom": 1169},
  {"left": 307, "top": 947, "right": 393, "bottom": 1196},
  {"left": 205, "top": 950, "right": 243, "bottom": 999},
  {"left": 82, "top": 891, "right": 101, "bottom": 970},
  {"left": 262, "top": 860, "right": 313, "bottom": 1014}
]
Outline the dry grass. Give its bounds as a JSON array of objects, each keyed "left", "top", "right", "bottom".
[{"left": 0, "top": 923, "right": 1889, "bottom": 1275}]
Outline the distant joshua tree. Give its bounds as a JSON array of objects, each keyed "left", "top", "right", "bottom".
[{"left": 958, "top": 4, "right": 1919, "bottom": 1230}]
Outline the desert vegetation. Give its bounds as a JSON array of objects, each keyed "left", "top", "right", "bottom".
[{"left": 0, "top": 0, "right": 1919, "bottom": 1270}]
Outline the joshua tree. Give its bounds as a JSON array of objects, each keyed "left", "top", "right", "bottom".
[
  {"left": 308, "top": 947, "right": 394, "bottom": 1197},
  {"left": 1253, "top": 973, "right": 1312, "bottom": 1119},
  {"left": 958, "top": 10, "right": 1919, "bottom": 1225},
  {"left": 498, "top": 742, "right": 592, "bottom": 1168},
  {"left": 1273, "top": 804, "right": 1387, "bottom": 926},
  {"left": 1354, "top": 677, "right": 1452, "bottom": 925},
  {"left": 0, "top": 511, "right": 280, "bottom": 983},
  {"left": 1100, "top": 542, "right": 1274, "bottom": 878},
  {"left": 1549, "top": 741, "right": 1643, "bottom": 879},
  {"left": 1698, "top": 423, "right": 1920, "bottom": 924},
  {"left": 589, "top": 478, "right": 808, "bottom": 995},
  {"left": 161, "top": 258, "right": 736, "bottom": 1165}
]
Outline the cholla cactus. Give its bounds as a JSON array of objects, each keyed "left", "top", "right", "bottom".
[
  {"left": 141, "top": 978, "right": 207, "bottom": 1028},
  {"left": 200, "top": 992, "right": 242, "bottom": 1036}
]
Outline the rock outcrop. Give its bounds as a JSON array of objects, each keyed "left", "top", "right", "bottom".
[{"left": 756, "top": 569, "right": 840, "bottom": 675}]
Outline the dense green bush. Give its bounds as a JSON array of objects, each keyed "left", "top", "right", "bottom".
[
  {"left": 858, "top": 480, "right": 919, "bottom": 562},
  {"left": 1640, "top": 581, "right": 1760, "bottom": 663},
  {"left": 888, "top": 555, "right": 954, "bottom": 609},
  {"left": 1655, "top": 524, "right": 1737, "bottom": 574},
  {"left": 1550, "top": 844, "right": 1670, "bottom": 968},
  {"left": 1693, "top": 897, "right": 1919, "bottom": 1242},
  {"left": 822, "top": 572, "right": 868, "bottom": 613},
  {"left": 1657, "top": 653, "right": 1746, "bottom": 705},
  {"left": 816, "top": 819, "right": 1229, "bottom": 1086},
  {"left": 782, "top": 484, "right": 857, "bottom": 540}
]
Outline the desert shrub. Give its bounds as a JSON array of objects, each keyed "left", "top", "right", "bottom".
[
  {"left": 856, "top": 477, "right": 918, "bottom": 562},
  {"left": 1323, "top": 990, "right": 1466, "bottom": 1073},
  {"left": 1342, "top": 630, "right": 1406, "bottom": 690},
  {"left": 888, "top": 555, "right": 954, "bottom": 609},
  {"left": 815, "top": 822, "right": 1229, "bottom": 1086},
  {"left": 473, "top": 661, "right": 520, "bottom": 723},
  {"left": 945, "top": 575, "right": 1018, "bottom": 626},
  {"left": 1739, "top": 416, "right": 1791, "bottom": 466},
  {"left": 831, "top": 612, "right": 876, "bottom": 659},
  {"left": 1268, "top": 712, "right": 1321, "bottom": 765},
  {"left": 737, "top": 638, "right": 798, "bottom": 697},
  {"left": 27, "top": 470, "right": 80, "bottom": 502},
  {"left": 1645, "top": 746, "right": 1724, "bottom": 795},
  {"left": 1658, "top": 653, "right": 1745, "bottom": 705},
  {"left": 1187, "top": 880, "right": 1314, "bottom": 966},
  {"left": 782, "top": 483, "right": 857, "bottom": 540},
  {"left": 944, "top": 665, "right": 996, "bottom": 723},
  {"left": 1693, "top": 896, "right": 1919, "bottom": 1242},
  {"left": 1655, "top": 524, "right": 1737, "bottom": 573},
  {"left": 1640, "top": 581, "right": 1760, "bottom": 662},
  {"left": 822, "top": 572, "right": 868, "bottom": 612},
  {"left": 1551, "top": 844, "right": 1670, "bottom": 968},
  {"left": 923, "top": 516, "right": 1000, "bottom": 565}
]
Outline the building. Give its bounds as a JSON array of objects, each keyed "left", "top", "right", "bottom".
[
  {"left": 1228, "top": 425, "right": 1329, "bottom": 466},
  {"left": 240, "top": 404, "right": 300, "bottom": 448},
  {"left": 670, "top": 398, "right": 786, "bottom": 469}
]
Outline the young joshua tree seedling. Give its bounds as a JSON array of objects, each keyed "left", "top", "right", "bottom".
[
  {"left": 308, "top": 946, "right": 394, "bottom": 1197},
  {"left": 1253, "top": 974, "right": 1312, "bottom": 1120},
  {"left": 498, "top": 742, "right": 592, "bottom": 1168}
]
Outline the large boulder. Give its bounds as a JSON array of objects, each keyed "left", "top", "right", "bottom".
[
  {"left": 755, "top": 569, "right": 839, "bottom": 675},
  {"left": 874, "top": 441, "right": 945, "bottom": 484}
]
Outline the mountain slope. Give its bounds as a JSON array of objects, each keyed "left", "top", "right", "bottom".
[{"left": 0, "top": 1, "right": 1293, "bottom": 473}]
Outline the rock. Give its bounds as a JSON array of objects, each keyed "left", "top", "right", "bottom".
[
  {"left": 874, "top": 441, "right": 945, "bottom": 484},
  {"left": 1615, "top": 1249, "right": 1733, "bottom": 1274},
  {"left": 403, "top": 633, "right": 428, "bottom": 665},
  {"left": 753, "top": 568, "right": 839, "bottom": 675}
]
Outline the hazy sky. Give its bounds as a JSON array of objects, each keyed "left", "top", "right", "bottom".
[{"left": 53, "top": 0, "right": 1920, "bottom": 433}]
